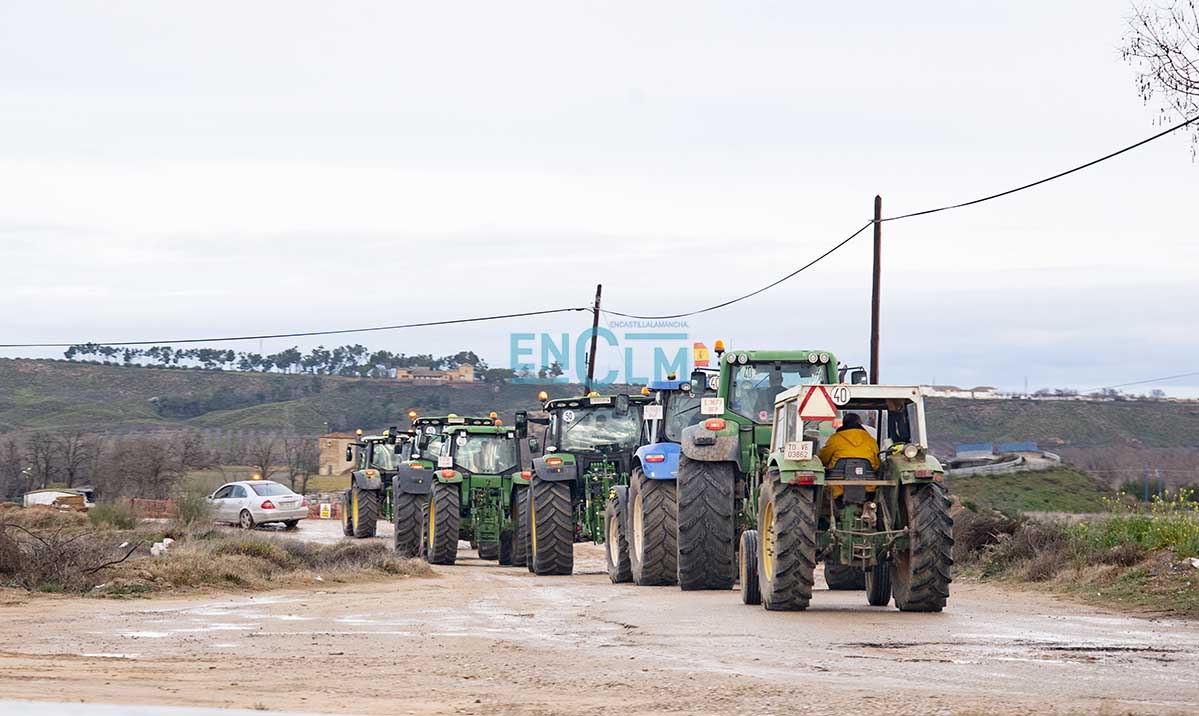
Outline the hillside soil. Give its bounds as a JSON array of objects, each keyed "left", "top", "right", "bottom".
[{"left": 1, "top": 523, "right": 1197, "bottom": 715}]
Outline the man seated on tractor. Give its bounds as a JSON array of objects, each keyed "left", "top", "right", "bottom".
[{"left": 817, "top": 413, "right": 881, "bottom": 472}]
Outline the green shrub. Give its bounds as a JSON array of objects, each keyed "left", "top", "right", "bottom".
[
  {"left": 1067, "top": 492, "right": 1199, "bottom": 558},
  {"left": 88, "top": 502, "right": 140, "bottom": 530},
  {"left": 174, "top": 480, "right": 213, "bottom": 527}
]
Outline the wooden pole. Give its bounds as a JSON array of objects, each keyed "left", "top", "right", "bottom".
[
  {"left": 584, "top": 284, "right": 602, "bottom": 394},
  {"left": 870, "top": 195, "right": 882, "bottom": 384}
]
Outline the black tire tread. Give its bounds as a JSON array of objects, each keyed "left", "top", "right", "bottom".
[
  {"left": 893, "top": 483, "right": 953, "bottom": 612},
  {"left": 760, "top": 481, "right": 817, "bottom": 611},
  {"left": 531, "top": 478, "right": 574, "bottom": 576},
  {"left": 605, "top": 486, "right": 632, "bottom": 583},
  {"left": 427, "top": 482, "right": 460, "bottom": 565},
  {"left": 676, "top": 456, "right": 735, "bottom": 591},
  {"left": 392, "top": 483, "right": 423, "bottom": 558},
  {"left": 630, "top": 469, "right": 678, "bottom": 586},
  {"left": 352, "top": 487, "right": 378, "bottom": 538}
]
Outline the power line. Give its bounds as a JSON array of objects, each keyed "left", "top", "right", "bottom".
[
  {"left": 602, "top": 221, "right": 874, "bottom": 320},
  {"left": 605, "top": 114, "right": 1199, "bottom": 320},
  {"left": 0, "top": 307, "right": 590, "bottom": 349},
  {"left": 882, "top": 114, "right": 1199, "bottom": 222},
  {"left": 1087, "top": 369, "right": 1199, "bottom": 392}
]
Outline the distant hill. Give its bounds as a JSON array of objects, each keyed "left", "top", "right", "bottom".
[
  {"left": 3, "top": 360, "right": 1198, "bottom": 451},
  {"left": 0, "top": 359, "right": 616, "bottom": 435}
]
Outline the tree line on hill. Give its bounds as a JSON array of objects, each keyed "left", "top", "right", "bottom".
[
  {"left": 0, "top": 430, "right": 321, "bottom": 503},
  {"left": 62, "top": 344, "right": 500, "bottom": 378}
]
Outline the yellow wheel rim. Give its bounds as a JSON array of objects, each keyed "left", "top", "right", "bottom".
[
  {"left": 530, "top": 491, "right": 538, "bottom": 558},
  {"left": 761, "top": 500, "right": 775, "bottom": 578},
  {"left": 607, "top": 510, "right": 619, "bottom": 559},
  {"left": 631, "top": 491, "right": 644, "bottom": 561},
  {"left": 428, "top": 494, "right": 436, "bottom": 548},
  {"left": 352, "top": 490, "right": 360, "bottom": 526}
]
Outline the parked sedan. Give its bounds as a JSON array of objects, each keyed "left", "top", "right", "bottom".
[{"left": 208, "top": 480, "right": 308, "bottom": 529}]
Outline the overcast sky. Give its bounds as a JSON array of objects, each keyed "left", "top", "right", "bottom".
[{"left": 1, "top": 1, "right": 1196, "bottom": 394}]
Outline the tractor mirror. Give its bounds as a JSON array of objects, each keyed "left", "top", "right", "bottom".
[
  {"left": 344, "top": 446, "right": 353, "bottom": 462},
  {"left": 514, "top": 410, "right": 528, "bottom": 438},
  {"left": 851, "top": 369, "right": 868, "bottom": 385},
  {"left": 527, "top": 436, "right": 541, "bottom": 454},
  {"left": 614, "top": 394, "right": 630, "bottom": 416}
]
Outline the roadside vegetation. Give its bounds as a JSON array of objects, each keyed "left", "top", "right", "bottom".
[
  {"left": 954, "top": 492, "right": 1199, "bottom": 617},
  {"left": 948, "top": 467, "right": 1112, "bottom": 515},
  {"left": 0, "top": 503, "right": 430, "bottom": 596}
]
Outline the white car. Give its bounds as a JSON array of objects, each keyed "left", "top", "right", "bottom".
[{"left": 208, "top": 480, "right": 308, "bottom": 529}]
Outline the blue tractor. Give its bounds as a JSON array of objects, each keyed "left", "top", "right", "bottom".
[{"left": 623, "top": 370, "right": 718, "bottom": 586}]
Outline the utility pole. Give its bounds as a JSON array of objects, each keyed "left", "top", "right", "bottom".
[
  {"left": 584, "top": 283, "right": 602, "bottom": 395},
  {"left": 870, "top": 195, "right": 882, "bottom": 384}
]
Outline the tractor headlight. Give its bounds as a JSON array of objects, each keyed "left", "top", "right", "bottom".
[
  {"left": 808, "top": 354, "right": 819, "bottom": 363},
  {"left": 819, "top": 353, "right": 830, "bottom": 364},
  {"left": 737, "top": 353, "right": 748, "bottom": 364},
  {"left": 903, "top": 444, "right": 920, "bottom": 459}
]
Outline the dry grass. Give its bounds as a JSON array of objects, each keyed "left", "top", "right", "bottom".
[{"left": 0, "top": 503, "right": 430, "bottom": 596}]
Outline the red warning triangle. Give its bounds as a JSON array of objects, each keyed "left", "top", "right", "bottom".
[{"left": 798, "top": 385, "right": 839, "bottom": 422}]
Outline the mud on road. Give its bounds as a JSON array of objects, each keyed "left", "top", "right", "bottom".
[{"left": 1, "top": 521, "right": 1197, "bottom": 715}]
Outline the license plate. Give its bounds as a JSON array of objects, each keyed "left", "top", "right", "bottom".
[
  {"left": 700, "top": 397, "right": 725, "bottom": 415},
  {"left": 643, "top": 405, "right": 664, "bottom": 420},
  {"left": 437, "top": 455, "right": 453, "bottom": 468},
  {"left": 589, "top": 396, "right": 611, "bottom": 405},
  {"left": 784, "top": 441, "right": 813, "bottom": 461}
]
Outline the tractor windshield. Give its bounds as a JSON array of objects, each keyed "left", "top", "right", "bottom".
[
  {"left": 369, "top": 444, "right": 404, "bottom": 471},
  {"left": 556, "top": 405, "right": 641, "bottom": 453},
  {"left": 663, "top": 392, "right": 703, "bottom": 442},
  {"left": 452, "top": 433, "right": 519, "bottom": 474},
  {"left": 730, "top": 361, "right": 827, "bottom": 423},
  {"left": 420, "top": 430, "right": 445, "bottom": 462}
]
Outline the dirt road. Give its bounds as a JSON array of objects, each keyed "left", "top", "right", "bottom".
[{"left": 1, "top": 521, "right": 1197, "bottom": 715}]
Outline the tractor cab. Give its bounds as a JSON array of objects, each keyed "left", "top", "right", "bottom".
[
  {"left": 635, "top": 369, "right": 718, "bottom": 478},
  {"left": 410, "top": 415, "right": 496, "bottom": 466}
]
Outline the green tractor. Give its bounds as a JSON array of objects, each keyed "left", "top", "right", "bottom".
[
  {"left": 341, "top": 427, "right": 413, "bottom": 540},
  {"left": 741, "top": 384, "right": 952, "bottom": 611},
  {"left": 515, "top": 390, "right": 651, "bottom": 578},
  {"left": 674, "top": 347, "right": 842, "bottom": 591},
  {"left": 433, "top": 418, "right": 528, "bottom": 565}
]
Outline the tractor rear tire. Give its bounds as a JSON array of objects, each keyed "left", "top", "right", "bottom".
[
  {"left": 892, "top": 483, "right": 953, "bottom": 612},
  {"left": 739, "top": 529, "right": 761, "bottom": 605},
  {"left": 759, "top": 479, "right": 817, "bottom": 611},
  {"left": 866, "top": 560, "right": 892, "bottom": 606},
  {"left": 604, "top": 485, "right": 632, "bottom": 583},
  {"left": 629, "top": 469, "right": 677, "bottom": 586},
  {"left": 426, "top": 482, "right": 460, "bottom": 565},
  {"left": 676, "top": 456, "right": 736, "bottom": 591},
  {"left": 341, "top": 489, "right": 354, "bottom": 537},
  {"left": 352, "top": 486, "right": 378, "bottom": 539},
  {"left": 499, "top": 530, "right": 513, "bottom": 565},
  {"left": 392, "top": 482, "right": 423, "bottom": 558},
  {"left": 478, "top": 542, "right": 500, "bottom": 561},
  {"left": 512, "top": 485, "right": 529, "bottom": 569},
  {"left": 825, "top": 563, "right": 866, "bottom": 590},
  {"left": 530, "top": 477, "right": 573, "bottom": 576}
]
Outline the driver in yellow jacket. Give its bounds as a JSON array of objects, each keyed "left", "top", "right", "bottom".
[{"left": 817, "top": 413, "right": 880, "bottom": 471}]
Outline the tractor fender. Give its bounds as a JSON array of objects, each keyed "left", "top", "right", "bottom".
[
  {"left": 770, "top": 456, "right": 827, "bottom": 485},
  {"left": 532, "top": 455, "right": 578, "bottom": 483},
  {"left": 392, "top": 465, "right": 433, "bottom": 495},
  {"left": 351, "top": 470, "right": 384, "bottom": 491},
  {"left": 679, "top": 424, "right": 740, "bottom": 463},
  {"left": 435, "top": 468, "right": 464, "bottom": 484},
  {"left": 634, "top": 442, "right": 680, "bottom": 480}
]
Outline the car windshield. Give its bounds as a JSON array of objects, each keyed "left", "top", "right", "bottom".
[
  {"left": 556, "top": 405, "right": 641, "bottom": 453},
  {"left": 452, "top": 433, "right": 518, "bottom": 474},
  {"left": 663, "top": 392, "right": 703, "bottom": 442},
  {"left": 249, "top": 482, "right": 291, "bottom": 496},
  {"left": 369, "top": 444, "right": 404, "bottom": 470},
  {"left": 730, "top": 361, "right": 827, "bottom": 423}
]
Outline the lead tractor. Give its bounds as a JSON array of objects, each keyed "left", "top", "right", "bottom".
[
  {"left": 623, "top": 370, "right": 717, "bottom": 586},
  {"left": 740, "top": 384, "right": 952, "bottom": 611},
  {"left": 432, "top": 419, "right": 526, "bottom": 565},
  {"left": 341, "top": 427, "right": 413, "bottom": 539},
  {"left": 514, "top": 391, "right": 651, "bottom": 578},
  {"left": 397, "top": 414, "right": 518, "bottom": 565},
  {"left": 674, "top": 347, "right": 844, "bottom": 591}
]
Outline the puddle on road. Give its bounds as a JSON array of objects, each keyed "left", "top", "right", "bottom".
[
  {"left": 81, "top": 653, "right": 140, "bottom": 659},
  {"left": 121, "top": 631, "right": 171, "bottom": 639}
]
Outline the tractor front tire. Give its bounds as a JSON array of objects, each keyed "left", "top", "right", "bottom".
[
  {"left": 676, "top": 456, "right": 735, "bottom": 591},
  {"left": 426, "top": 482, "right": 460, "bottom": 565},
  {"left": 351, "top": 486, "right": 378, "bottom": 539},
  {"left": 530, "top": 477, "right": 573, "bottom": 576},
  {"left": 629, "top": 468, "right": 677, "bottom": 586},
  {"left": 866, "top": 560, "right": 892, "bottom": 606},
  {"left": 479, "top": 542, "right": 500, "bottom": 561},
  {"left": 759, "top": 479, "right": 818, "bottom": 611},
  {"left": 739, "top": 529, "right": 761, "bottom": 605},
  {"left": 825, "top": 563, "right": 866, "bottom": 590},
  {"left": 499, "top": 530, "right": 513, "bottom": 565},
  {"left": 392, "top": 482, "right": 423, "bottom": 558},
  {"left": 892, "top": 483, "right": 953, "bottom": 612},
  {"left": 604, "top": 485, "right": 632, "bottom": 583},
  {"left": 512, "top": 485, "right": 529, "bottom": 569},
  {"left": 341, "top": 489, "right": 354, "bottom": 537}
]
